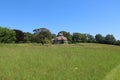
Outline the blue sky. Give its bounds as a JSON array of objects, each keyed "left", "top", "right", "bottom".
[{"left": 0, "top": 0, "right": 120, "bottom": 39}]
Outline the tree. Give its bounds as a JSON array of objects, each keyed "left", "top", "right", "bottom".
[
  {"left": 72, "top": 33, "right": 87, "bottom": 43},
  {"left": 51, "top": 33, "right": 56, "bottom": 39},
  {"left": 104, "top": 34, "right": 116, "bottom": 44},
  {"left": 72, "top": 32, "right": 82, "bottom": 43},
  {"left": 24, "top": 32, "right": 33, "bottom": 43},
  {"left": 72, "top": 33, "right": 80, "bottom": 43},
  {"left": 32, "top": 28, "right": 52, "bottom": 45},
  {"left": 13, "top": 29, "right": 24, "bottom": 43},
  {"left": 33, "top": 28, "right": 50, "bottom": 34},
  {"left": 115, "top": 40, "right": 120, "bottom": 45},
  {"left": 59, "top": 31, "right": 72, "bottom": 43},
  {"left": 95, "top": 34, "right": 104, "bottom": 43},
  {"left": 86, "top": 34, "right": 95, "bottom": 43},
  {"left": 0, "top": 27, "right": 16, "bottom": 43},
  {"left": 80, "top": 34, "right": 87, "bottom": 42}
]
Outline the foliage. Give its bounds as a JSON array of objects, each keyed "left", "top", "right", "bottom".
[
  {"left": 13, "top": 29, "right": 24, "bottom": 43},
  {"left": 72, "top": 33, "right": 87, "bottom": 43},
  {"left": 95, "top": 34, "right": 105, "bottom": 43},
  {"left": 33, "top": 28, "right": 50, "bottom": 34},
  {"left": 51, "top": 33, "right": 56, "bottom": 38},
  {"left": 0, "top": 26, "right": 120, "bottom": 45},
  {"left": 0, "top": 27, "right": 16, "bottom": 43},
  {"left": 24, "top": 32, "right": 33, "bottom": 43},
  {"left": 115, "top": 40, "right": 120, "bottom": 45},
  {"left": 80, "top": 34, "right": 87, "bottom": 42},
  {"left": 104, "top": 34, "right": 116, "bottom": 44},
  {"left": 86, "top": 34, "right": 95, "bottom": 43},
  {"left": 32, "top": 28, "right": 52, "bottom": 44},
  {"left": 72, "top": 32, "right": 82, "bottom": 43}
]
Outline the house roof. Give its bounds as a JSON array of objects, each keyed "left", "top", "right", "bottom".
[{"left": 55, "top": 36, "right": 67, "bottom": 41}]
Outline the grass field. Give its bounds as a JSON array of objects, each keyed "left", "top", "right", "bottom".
[{"left": 0, "top": 43, "right": 120, "bottom": 80}]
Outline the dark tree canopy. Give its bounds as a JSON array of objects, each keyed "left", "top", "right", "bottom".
[
  {"left": 51, "top": 33, "right": 56, "bottom": 39},
  {"left": 32, "top": 28, "right": 52, "bottom": 44},
  {"left": 105, "top": 34, "right": 116, "bottom": 44},
  {"left": 13, "top": 29, "right": 24, "bottom": 43},
  {"left": 72, "top": 33, "right": 88, "bottom": 43},
  {"left": 80, "top": 34, "right": 87, "bottom": 42},
  {"left": 86, "top": 34, "right": 95, "bottom": 43},
  {"left": 24, "top": 32, "right": 33, "bottom": 43},
  {"left": 115, "top": 40, "right": 120, "bottom": 45},
  {"left": 95, "top": 34, "right": 104, "bottom": 43},
  {"left": 72, "top": 33, "right": 82, "bottom": 43},
  {"left": 33, "top": 28, "right": 50, "bottom": 34}
]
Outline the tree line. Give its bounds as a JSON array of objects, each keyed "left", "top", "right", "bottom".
[{"left": 0, "top": 26, "right": 120, "bottom": 45}]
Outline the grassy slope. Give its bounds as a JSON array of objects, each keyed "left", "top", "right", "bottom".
[
  {"left": 0, "top": 43, "right": 120, "bottom": 80},
  {"left": 103, "top": 64, "right": 120, "bottom": 80}
]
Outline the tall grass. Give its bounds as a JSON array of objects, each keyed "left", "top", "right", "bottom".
[{"left": 0, "top": 43, "right": 120, "bottom": 80}]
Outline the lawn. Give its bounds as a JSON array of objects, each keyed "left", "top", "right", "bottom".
[{"left": 0, "top": 43, "right": 120, "bottom": 80}]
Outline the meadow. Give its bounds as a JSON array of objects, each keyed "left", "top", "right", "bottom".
[{"left": 0, "top": 43, "right": 120, "bottom": 80}]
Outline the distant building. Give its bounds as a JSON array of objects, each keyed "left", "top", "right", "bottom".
[{"left": 52, "top": 32, "right": 67, "bottom": 44}]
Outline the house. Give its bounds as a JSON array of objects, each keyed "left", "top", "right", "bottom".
[{"left": 52, "top": 32, "right": 67, "bottom": 44}]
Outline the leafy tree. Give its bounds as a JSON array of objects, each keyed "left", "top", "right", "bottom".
[
  {"left": 104, "top": 34, "right": 116, "bottom": 44},
  {"left": 33, "top": 28, "right": 50, "bottom": 34},
  {"left": 24, "top": 32, "right": 33, "bottom": 43},
  {"left": 13, "top": 29, "right": 24, "bottom": 43},
  {"left": 115, "top": 40, "right": 120, "bottom": 45},
  {"left": 72, "top": 33, "right": 82, "bottom": 43},
  {"left": 59, "top": 31, "right": 72, "bottom": 43},
  {"left": 72, "top": 33, "right": 79, "bottom": 43},
  {"left": 86, "top": 34, "right": 95, "bottom": 43},
  {"left": 0, "top": 27, "right": 16, "bottom": 43},
  {"left": 95, "top": 34, "right": 104, "bottom": 43},
  {"left": 32, "top": 28, "right": 52, "bottom": 45},
  {"left": 72, "top": 33, "right": 88, "bottom": 43},
  {"left": 51, "top": 33, "right": 56, "bottom": 39},
  {"left": 80, "top": 34, "right": 87, "bottom": 42}
]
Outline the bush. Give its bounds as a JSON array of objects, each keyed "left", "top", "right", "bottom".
[{"left": 0, "top": 27, "right": 16, "bottom": 43}]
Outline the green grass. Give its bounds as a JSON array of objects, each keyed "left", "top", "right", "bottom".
[
  {"left": 0, "top": 43, "right": 120, "bottom": 80},
  {"left": 103, "top": 64, "right": 120, "bottom": 80}
]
